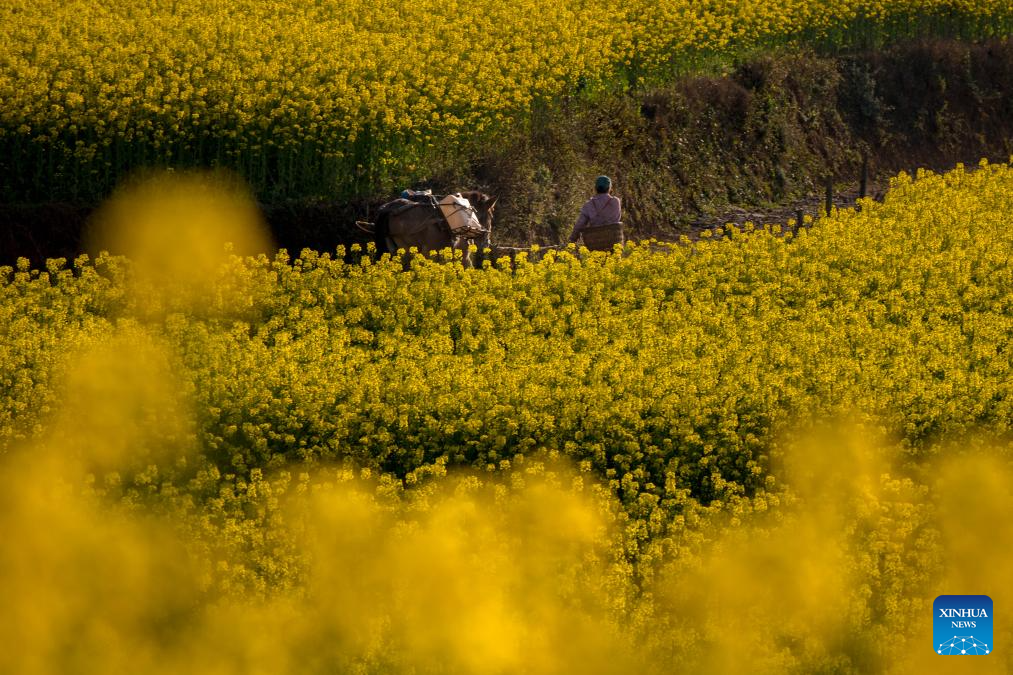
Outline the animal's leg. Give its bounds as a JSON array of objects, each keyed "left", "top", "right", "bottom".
[{"left": 454, "top": 236, "right": 474, "bottom": 269}]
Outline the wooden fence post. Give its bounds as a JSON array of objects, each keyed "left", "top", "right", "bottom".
[
  {"left": 824, "top": 176, "right": 834, "bottom": 218},
  {"left": 859, "top": 153, "right": 869, "bottom": 199}
]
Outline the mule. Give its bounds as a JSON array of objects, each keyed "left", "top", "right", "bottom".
[{"left": 362, "top": 191, "right": 497, "bottom": 267}]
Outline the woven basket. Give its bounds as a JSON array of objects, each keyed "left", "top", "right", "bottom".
[{"left": 580, "top": 222, "right": 624, "bottom": 251}]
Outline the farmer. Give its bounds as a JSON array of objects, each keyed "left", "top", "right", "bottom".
[{"left": 569, "top": 175, "right": 621, "bottom": 243}]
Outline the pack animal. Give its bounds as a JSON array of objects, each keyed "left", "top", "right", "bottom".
[{"left": 358, "top": 191, "right": 497, "bottom": 268}]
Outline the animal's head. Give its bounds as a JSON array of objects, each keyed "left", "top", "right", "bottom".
[{"left": 461, "top": 191, "right": 497, "bottom": 248}]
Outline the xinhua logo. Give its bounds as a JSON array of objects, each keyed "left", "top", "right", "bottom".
[{"left": 934, "top": 595, "right": 993, "bottom": 655}]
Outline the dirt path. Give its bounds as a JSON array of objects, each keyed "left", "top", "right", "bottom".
[
  {"left": 672, "top": 177, "right": 889, "bottom": 242},
  {"left": 488, "top": 177, "right": 891, "bottom": 257}
]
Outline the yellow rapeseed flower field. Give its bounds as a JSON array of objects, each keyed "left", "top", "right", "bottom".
[
  {"left": 0, "top": 163, "right": 1010, "bottom": 671},
  {"left": 0, "top": 0, "right": 1010, "bottom": 200}
]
